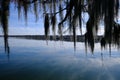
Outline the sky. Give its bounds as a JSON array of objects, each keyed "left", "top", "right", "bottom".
[
  {"left": 0, "top": 3, "right": 105, "bottom": 35},
  {"left": 0, "top": 3, "right": 45, "bottom": 35},
  {"left": 8, "top": 3, "right": 45, "bottom": 35}
]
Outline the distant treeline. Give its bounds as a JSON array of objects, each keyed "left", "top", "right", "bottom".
[{"left": 0, "top": 35, "right": 102, "bottom": 43}]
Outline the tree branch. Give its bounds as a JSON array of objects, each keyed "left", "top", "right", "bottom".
[
  {"left": 23, "top": 0, "right": 37, "bottom": 4},
  {"left": 43, "top": 7, "right": 67, "bottom": 15}
]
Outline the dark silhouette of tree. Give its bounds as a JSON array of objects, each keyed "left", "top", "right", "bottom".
[
  {"left": 0, "top": 0, "right": 10, "bottom": 53},
  {"left": 0, "top": 0, "right": 120, "bottom": 53}
]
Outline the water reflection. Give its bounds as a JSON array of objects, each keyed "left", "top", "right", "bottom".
[
  {"left": 0, "top": 38, "right": 120, "bottom": 80},
  {"left": 0, "top": 37, "right": 119, "bottom": 60},
  {"left": 0, "top": 35, "right": 103, "bottom": 53}
]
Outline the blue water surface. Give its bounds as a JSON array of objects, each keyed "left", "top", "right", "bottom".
[{"left": 0, "top": 38, "right": 120, "bottom": 80}]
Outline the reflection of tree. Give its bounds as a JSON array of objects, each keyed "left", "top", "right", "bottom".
[{"left": 0, "top": 0, "right": 120, "bottom": 53}]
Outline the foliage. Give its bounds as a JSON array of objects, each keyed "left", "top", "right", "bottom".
[{"left": 0, "top": 0, "right": 120, "bottom": 53}]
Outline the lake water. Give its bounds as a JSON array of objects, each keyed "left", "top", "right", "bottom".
[{"left": 0, "top": 38, "right": 120, "bottom": 80}]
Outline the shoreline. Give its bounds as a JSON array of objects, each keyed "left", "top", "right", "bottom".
[{"left": 0, "top": 35, "right": 102, "bottom": 42}]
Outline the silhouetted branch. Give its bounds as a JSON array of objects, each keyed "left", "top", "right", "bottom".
[{"left": 43, "top": 7, "right": 67, "bottom": 15}]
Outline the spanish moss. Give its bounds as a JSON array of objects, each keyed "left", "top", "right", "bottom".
[{"left": 0, "top": 0, "right": 120, "bottom": 53}]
